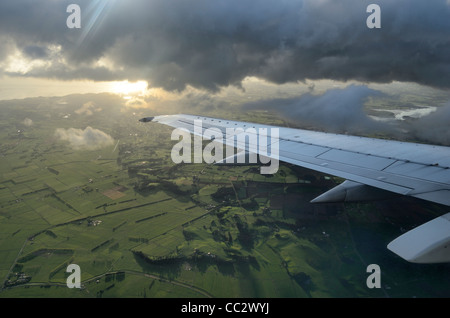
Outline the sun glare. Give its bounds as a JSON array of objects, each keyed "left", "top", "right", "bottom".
[{"left": 109, "top": 80, "right": 148, "bottom": 97}]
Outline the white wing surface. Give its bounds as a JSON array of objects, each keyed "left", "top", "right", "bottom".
[{"left": 141, "top": 114, "right": 450, "bottom": 263}]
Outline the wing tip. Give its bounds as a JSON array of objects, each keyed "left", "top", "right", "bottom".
[{"left": 139, "top": 116, "right": 154, "bottom": 123}]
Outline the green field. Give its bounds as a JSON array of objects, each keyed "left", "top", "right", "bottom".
[{"left": 1, "top": 94, "right": 449, "bottom": 298}]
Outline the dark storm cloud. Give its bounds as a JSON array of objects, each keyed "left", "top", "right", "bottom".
[{"left": 2, "top": 0, "right": 450, "bottom": 90}]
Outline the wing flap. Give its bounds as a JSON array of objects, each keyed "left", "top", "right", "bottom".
[
  {"left": 277, "top": 139, "right": 413, "bottom": 195},
  {"left": 384, "top": 161, "right": 450, "bottom": 184},
  {"left": 317, "top": 148, "right": 396, "bottom": 170}
]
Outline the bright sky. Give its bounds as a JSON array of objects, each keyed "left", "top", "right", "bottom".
[{"left": 0, "top": 76, "right": 148, "bottom": 100}]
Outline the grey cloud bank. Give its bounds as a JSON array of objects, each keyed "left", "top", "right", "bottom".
[{"left": 2, "top": 0, "right": 450, "bottom": 91}]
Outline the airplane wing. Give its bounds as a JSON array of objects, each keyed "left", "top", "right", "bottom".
[{"left": 140, "top": 114, "right": 450, "bottom": 263}]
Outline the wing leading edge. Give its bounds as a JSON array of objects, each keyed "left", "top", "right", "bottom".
[{"left": 141, "top": 114, "right": 450, "bottom": 263}]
